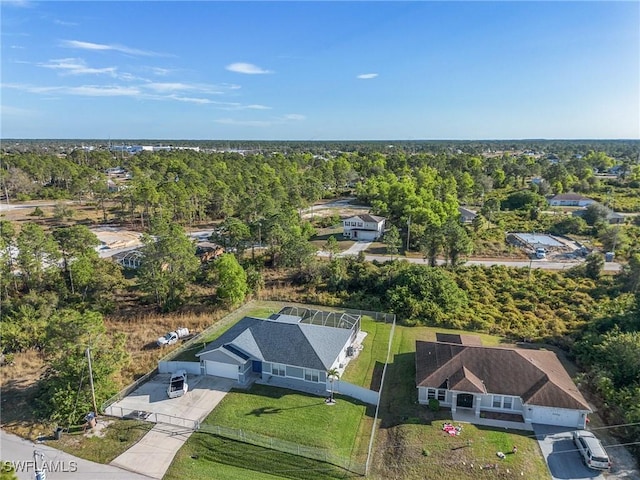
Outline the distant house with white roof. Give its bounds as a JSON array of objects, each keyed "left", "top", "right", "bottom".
[
  {"left": 342, "top": 214, "right": 385, "bottom": 241},
  {"left": 548, "top": 194, "right": 595, "bottom": 207}
]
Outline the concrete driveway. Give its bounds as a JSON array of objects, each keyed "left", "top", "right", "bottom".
[
  {"left": 534, "top": 424, "right": 604, "bottom": 480},
  {"left": 106, "top": 374, "right": 234, "bottom": 479},
  {"left": 106, "top": 374, "right": 233, "bottom": 424}
]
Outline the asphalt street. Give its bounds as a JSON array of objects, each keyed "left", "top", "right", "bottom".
[{"left": 0, "top": 430, "right": 152, "bottom": 480}]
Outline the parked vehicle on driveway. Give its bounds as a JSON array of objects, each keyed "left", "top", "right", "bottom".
[
  {"left": 167, "top": 370, "right": 188, "bottom": 398},
  {"left": 535, "top": 247, "right": 547, "bottom": 259},
  {"left": 157, "top": 327, "right": 190, "bottom": 347},
  {"left": 572, "top": 430, "right": 611, "bottom": 471}
]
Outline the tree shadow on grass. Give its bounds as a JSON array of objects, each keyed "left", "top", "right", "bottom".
[{"left": 376, "top": 352, "right": 447, "bottom": 428}]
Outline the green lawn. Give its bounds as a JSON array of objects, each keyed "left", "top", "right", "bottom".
[
  {"left": 165, "top": 383, "right": 371, "bottom": 479},
  {"left": 165, "top": 434, "right": 360, "bottom": 480},
  {"left": 203, "top": 384, "right": 369, "bottom": 456}
]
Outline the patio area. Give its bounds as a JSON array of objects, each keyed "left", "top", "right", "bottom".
[{"left": 452, "top": 408, "right": 534, "bottom": 431}]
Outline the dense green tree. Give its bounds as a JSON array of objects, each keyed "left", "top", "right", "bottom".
[
  {"left": 442, "top": 219, "right": 473, "bottom": 267},
  {"left": 582, "top": 203, "right": 610, "bottom": 226},
  {"left": 383, "top": 225, "right": 402, "bottom": 257},
  {"left": 138, "top": 219, "right": 200, "bottom": 310},
  {"left": 323, "top": 235, "right": 340, "bottom": 261},
  {"left": 53, "top": 225, "right": 100, "bottom": 294},
  {"left": 550, "top": 216, "right": 587, "bottom": 235},
  {"left": 16, "top": 223, "right": 61, "bottom": 292},
  {"left": 213, "top": 254, "right": 248, "bottom": 307},
  {"left": 584, "top": 253, "right": 604, "bottom": 280},
  {"left": 37, "top": 309, "right": 128, "bottom": 424},
  {"left": 386, "top": 264, "right": 468, "bottom": 325},
  {"left": 501, "top": 190, "right": 545, "bottom": 211}
]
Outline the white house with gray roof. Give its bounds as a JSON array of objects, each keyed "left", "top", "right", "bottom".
[
  {"left": 196, "top": 308, "right": 361, "bottom": 392},
  {"left": 342, "top": 214, "right": 385, "bottom": 241}
]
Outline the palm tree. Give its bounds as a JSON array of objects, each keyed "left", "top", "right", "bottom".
[{"left": 327, "top": 368, "right": 340, "bottom": 404}]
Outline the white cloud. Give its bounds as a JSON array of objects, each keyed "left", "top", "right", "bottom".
[
  {"left": 215, "top": 118, "right": 274, "bottom": 127},
  {"left": 144, "top": 82, "right": 195, "bottom": 93},
  {"left": 61, "top": 39, "right": 165, "bottom": 57},
  {"left": 2, "top": 82, "right": 140, "bottom": 97},
  {"left": 245, "top": 104, "right": 271, "bottom": 110},
  {"left": 215, "top": 113, "right": 304, "bottom": 127},
  {"left": 0, "top": 104, "right": 35, "bottom": 117},
  {"left": 357, "top": 73, "right": 378, "bottom": 79},
  {"left": 225, "top": 62, "right": 273, "bottom": 75},
  {"left": 38, "top": 58, "right": 117, "bottom": 76},
  {"left": 167, "top": 95, "right": 214, "bottom": 104},
  {"left": 53, "top": 19, "right": 78, "bottom": 27}
]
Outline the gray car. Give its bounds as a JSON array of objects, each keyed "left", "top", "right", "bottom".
[{"left": 572, "top": 430, "right": 611, "bottom": 471}]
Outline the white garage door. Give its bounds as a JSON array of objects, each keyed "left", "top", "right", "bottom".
[
  {"left": 530, "top": 407, "right": 581, "bottom": 427},
  {"left": 205, "top": 360, "right": 238, "bottom": 380}
]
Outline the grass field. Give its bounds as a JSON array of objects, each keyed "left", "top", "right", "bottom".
[
  {"left": 203, "top": 384, "right": 370, "bottom": 456},
  {"left": 165, "top": 434, "right": 360, "bottom": 480},
  {"left": 165, "top": 383, "right": 371, "bottom": 480},
  {"left": 46, "top": 419, "right": 153, "bottom": 464}
]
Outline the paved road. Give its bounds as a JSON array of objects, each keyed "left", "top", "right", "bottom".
[
  {"left": 0, "top": 430, "right": 152, "bottom": 480},
  {"left": 357, "top": 254, "right": 622, "bottom": 272}
]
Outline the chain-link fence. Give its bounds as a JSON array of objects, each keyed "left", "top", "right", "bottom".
[
  {"left": 104, "top": 404, "right": 200, "bottom": 431},
  {"left": 198, "top": 423, "right": 366, "bottom": 475}
]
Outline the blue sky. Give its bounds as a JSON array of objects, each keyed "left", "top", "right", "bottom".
[{"left": 1, "top": 1, "right": 638, "bottom": 140}]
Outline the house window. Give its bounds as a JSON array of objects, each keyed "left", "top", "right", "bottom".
[
  {"left": 492, "top": 395, "right": 514, "bottom": 410},
  {"left": 427, "top": 388, "right": 446, "bottom": 401},
  {"left": 304, "top": 369, "right": 319, "bottom": 382},
  {"left": 272, "top": 363, "right": 286, "bottom": 376}
]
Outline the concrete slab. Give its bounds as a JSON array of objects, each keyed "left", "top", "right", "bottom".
[
  {"left": 110, "top": 424, "right": 193, "bottom": 479},
  {"left": 106, "top": 375, "right": 234, "bottom": 424},
  {"left": 534, "top": 424, "right": 605, "bottom": 480},
  {"left": 106, "top": 374, "right": 234, "bottom": 479}
]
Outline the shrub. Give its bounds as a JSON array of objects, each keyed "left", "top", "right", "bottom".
[{"left": 428, "top": 398, "right": 440, "bottom": 412}]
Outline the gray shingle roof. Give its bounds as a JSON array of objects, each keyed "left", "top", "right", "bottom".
[{"left": 197, "top": 316, "right": 353, "bottom": 370}]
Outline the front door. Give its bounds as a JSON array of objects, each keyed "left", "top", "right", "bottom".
[{"left": 457, "top": 393, "right": 474, "bottom": 409}]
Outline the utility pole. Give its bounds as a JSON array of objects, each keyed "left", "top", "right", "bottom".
[
  {"left": 86, "top": 347, "right": 99, "bottom": 415},
  {"left": 33, "top": 449, "right": 46, "bottom": 480},
  {"left": 406, "top": 215, "right": 411, "bottom": 251}
]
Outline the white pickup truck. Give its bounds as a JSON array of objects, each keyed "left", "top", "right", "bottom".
[
  {"left": 167, "top": 370, "right": 188, "bottom": 399},
  {"left": 156, "top": 327, "right": 190, "bottom": 347}
]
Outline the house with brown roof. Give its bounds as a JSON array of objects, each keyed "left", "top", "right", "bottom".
[
  {"left": 416, "top": 334, "right": 591, "bottom": 429},
  {"left": 342, "top": 214, "right": 385, "bottom": 241}
]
